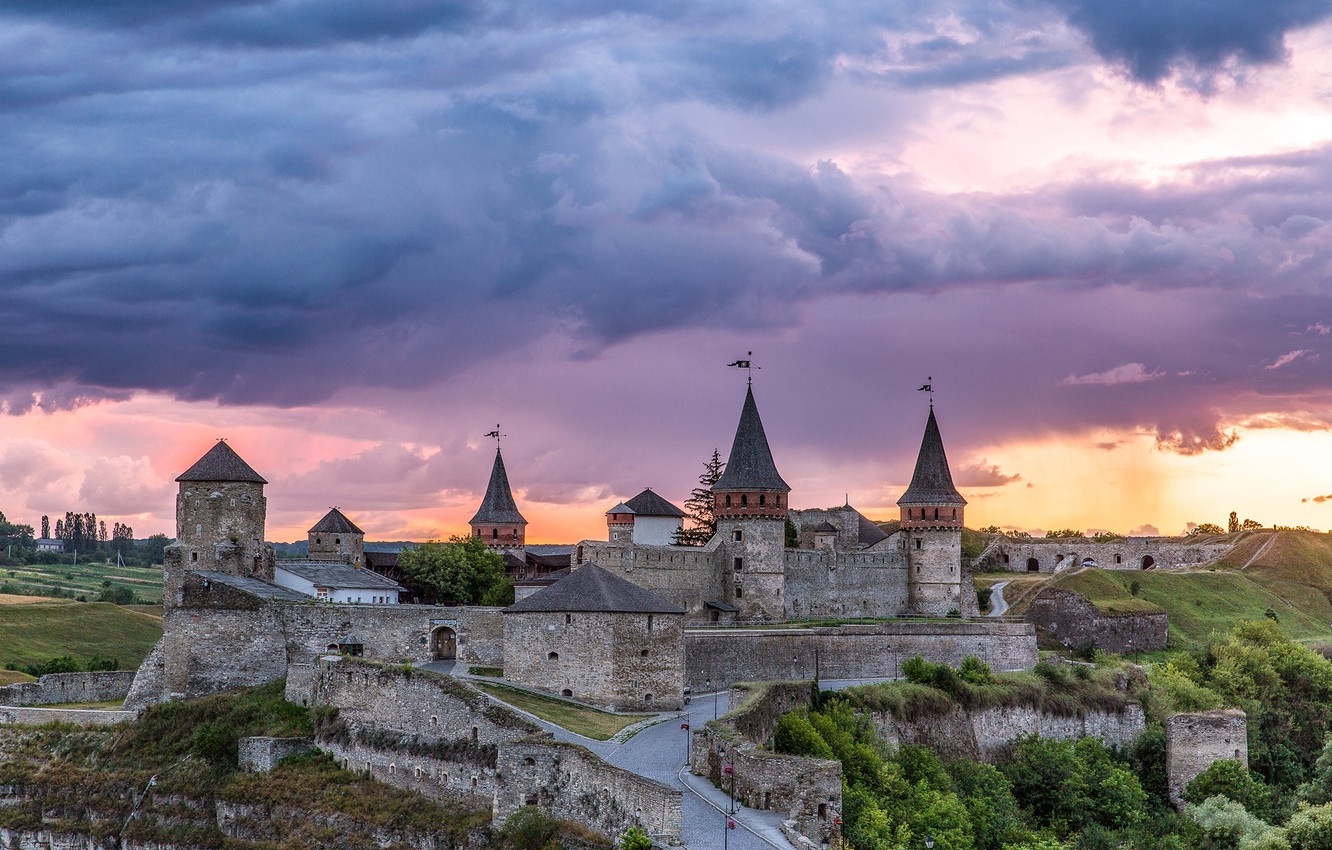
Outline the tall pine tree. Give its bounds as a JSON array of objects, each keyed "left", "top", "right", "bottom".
[{"left": 673, "top": 449, "right": 725, "bottom": 546}]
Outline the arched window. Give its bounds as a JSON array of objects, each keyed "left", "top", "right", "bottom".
[
  {"left": 334, "top": 537, "right": 340, "bottom": 545},
  {"left": 759, "top": 494, "right": 766, "bottom": 507},
  {"left": 492, "top": 528, "right": 498, "bottom": 540},
  {"left": 548, "top": 651, "right": 559, "bottom": 660},
  {"left": 741, "top": 494, "right": 748, "bottom": 507},
  {"left": 725, "top": 494, "right": 732, "bottom": 507},
  {"left": 934, "top": 507, "right": 939, "bottom": 520}
]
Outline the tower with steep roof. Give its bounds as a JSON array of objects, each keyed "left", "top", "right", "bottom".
[
  {"left": 308, "top": 507, "right": 365, "bottom": 567},
  {"left": 898, "top": 405, "right": 969, "bottom": 615},
  {"left": 470, "top": 448, "right": 528, "bottom": 554},
  {"left": 712, "top": 385, "right": 790, "bottom": 619},
  {"left": 165, "top": 440, "right": 275, "bottom": 608}
]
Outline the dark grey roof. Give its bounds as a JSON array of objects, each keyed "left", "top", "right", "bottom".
[
  {"left": 857, "top": 512, "right": 889, "bottom": 546},
  {"left": 192, "top": 570, "right": 310, "bottom": 601},
  {"left": 469, "top": 448, "right": 527, "bottom": 526},
  {"left": 526, "top": 544, "right": 574, "bottom": 556},
  {"left": 606, "top": 503, "right": 635, "bottom": 515},
  {"left": 705, "top": 599, "right": 738, "bottom": 612},
  {"left": 624, "top": 488, "right": 686, "bottom": 517},
  {"left": 897, "top": 407, "right": 967, "bottom": 507},
  {"left": 712, "top": 386, "right": 790, "bottom": 492},
  {"left": 276, "top": 561, "right": 403, "bottom": 591},
  {"left": 364, "top": 552, "right": 399, "bottom": 569},
  {"left": 811, "top": 521, "right": 838, "bottom": 533},
  {"left": 176, "top": 441, "right": 267, "bottom": 484},
  {"left": 338, "top": 633, "right": 364, "bottom": 645},
  {"left": 309, "top": 508, "right": 364, "bottom": 535},
  {"left": 505, "top": 564, "right": 683, "bottom": 614}
]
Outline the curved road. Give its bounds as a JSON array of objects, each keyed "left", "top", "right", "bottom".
[{"left": 987, "top": 580, "right": 1010, "bottom": 617}]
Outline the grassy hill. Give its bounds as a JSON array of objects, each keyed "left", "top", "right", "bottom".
[
  {"left": 1, "top": 559, "right": 163, "bottom": 605},
  {"left": 0, "top": 601, "right": 163, "bottom": 670},
  {"left": 1010, "top": 530, "right": 1332, "bottom": 650}
]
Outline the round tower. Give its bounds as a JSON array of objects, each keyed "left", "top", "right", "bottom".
[
  {"left": 898, "top": 405, "right": 969, "bottom": 616},
  {"left": 469, "top": 447, "right": 528, "bottom": 553},
  {"left": 712, "top": 384, "right": 790, "bottom": 620}
]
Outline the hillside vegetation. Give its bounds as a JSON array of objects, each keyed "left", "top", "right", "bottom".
[{"left": 0, "top": 602, "right": 163, "bottom": 670}]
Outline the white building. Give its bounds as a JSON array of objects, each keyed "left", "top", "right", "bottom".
[
  {"left": 274, "top": 560, "right": 403, "bottom": 604},
  {"left": 604, "top": 488, "right": 686, "bottom": 546}
]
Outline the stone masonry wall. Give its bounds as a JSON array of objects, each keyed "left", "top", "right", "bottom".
[
  {"left": 496, "top": 736, "right": 682, "bottom": 845},
  {"left": 0, "top": 671, "right": 135, "bottom": 707},
  {"left": 981, "top": 538, "right": 1234, "bottom": 574},
  {"left": 1026, "top": 589, "right": 1168, "bottom": 653},
  {"left": 1166, "top": 709, "right": 1248, "bottom": 807},
  {"left": 131, "top": 576, "right": 505, "bottom": 707},
  {"left": 683, "top": 621, "right": 1038, "bottom": 691},
  {"left": 238, "top": 736, "right": 315, "bottom": 772},
  {"left": 0, "top": 707, "right": 135, "bottom": 726},
  {"left": 869, "top": 703, "right": 1147, "bottom": 762},
  {"left": 575, "top": 540, "right": 722, "bottom": 622},
  {"left": 782, "top": 551, "right": 909, "bottom": 619},
  {"left": 690, "top": 680, "right": 841, "bottom": 848}
]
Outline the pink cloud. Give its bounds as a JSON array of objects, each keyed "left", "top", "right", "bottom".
[
  {"left": 1265, "top": 349, "right": 1314, "bottom": 370},
  {"left": 1062, "top": 363, "right": 1165, "bottom": 386}
]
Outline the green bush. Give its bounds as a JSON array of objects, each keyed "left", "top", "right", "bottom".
[
  {"left": 620, "top": 826, "right": 652, "bottom": 850},
  {"left": 500, "top": 805, "right": 558, "bottom": 850},
  {"left": 1184, "top": 759, "right": 1272, "bottom": 820}
]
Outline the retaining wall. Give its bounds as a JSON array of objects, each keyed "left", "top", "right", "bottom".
[
  {"left": 0, "top": 671, "right": 135, "bottom": 707},
  {"left": 684, "top": 620, "right": 1038, "bottom": 691},
  {"left": 1026, "top": 589, "right": 1168, "bottom": 653},
  {"left": 0, "top": 707, "right": 135, "bottom": 726}
]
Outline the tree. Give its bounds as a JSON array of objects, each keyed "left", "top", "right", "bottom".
[
  {"left": 1189, "top": 522, "right": 1226, "bottom": 536},
  {"left": 1184, "top": 760, "right": 1272, "bottom": 820},
  {"left": 41, "top": 515, "right": 49, "bottom": 539},
  {"left": 673, "top": 449, "right": 724, "bottom": 546},
  {"left": 1242, "top": 518, "right": 1264, "bottom": 531},
  {"left": 1229, "top": 512, "right": 1240, "bottom": 533},
  {"left": 137, "top": 534, "right": 170, "bottom": 565},
  {"left": 1044, "top": 529, "right": 1083, "bottom": 539},
  {"left": 396, "top": 536, "right": 505, "bottom": 605},
  {"left": 620, "top": 827, "right": 652, "bottom": 850},
  {"left": 1286, "top": 802, "right": 1332, "bottom": 850}
]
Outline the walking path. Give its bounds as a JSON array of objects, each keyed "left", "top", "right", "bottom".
[{"left": 987, "top": 580, "right": 1009, "bottom": 617}]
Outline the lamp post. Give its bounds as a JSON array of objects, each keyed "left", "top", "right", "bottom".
[{"left": 681, "top": 722, "right": 690, "bottom": 769}]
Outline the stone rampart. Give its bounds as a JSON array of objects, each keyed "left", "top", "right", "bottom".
[
  {"left": 238, "top": 736, "right": 316, "bottom": 772},
  {"left": 1166, "top": 709, "right": 1248, "bottom": 807},
  {"left": 0, "top": 671, "right": 135, "bottom": 707},
  {"left": 321, "top": 735, "right": 499, "bottom": 805},
  {"left": 868, "top": 702, "right": 1146, "bottom": 761},
  {"left": 577, "top": 540, "right": 722, "bottom": 622},
  {"left": 783, "top": 552, "right": 909, "bottom": 619},
  {"left": 0, "top": 707, "right": 135, "bottom": 726},
  {"left": 128, "top": 575, "right": 505, "bottom": 707},
  {"left": 497, "top": 736, "right": 682, "bottom": 846},
  {"left": 690, "top": 680, "right": 840, "bottom": 847},
  {"left": 684, "top": 620, "right": 1038, "bottom": 691},
  {"left": 980, "top": 538, "right": 1233, "bottom": 574},
  {"left": 1026, "top": 589, "right": 1168, "bottom": 653}
]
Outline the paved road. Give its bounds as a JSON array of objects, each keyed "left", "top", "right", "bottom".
[{"left": 988, "top": 580, "right": 1010, "bottom": 617}]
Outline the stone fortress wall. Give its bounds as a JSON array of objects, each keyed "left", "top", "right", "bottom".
[
  {"left": 0, "top": 671, "right": 135, "bottom": 707},
  {"left": 311, "top": 658, "right": 681, "bottom": 844},
  {"left": 979, "top": 537, "right": 1234, "bottom": 574},
  {"left": 683, "top": 620, "right": 1039, "bottom": 692}
]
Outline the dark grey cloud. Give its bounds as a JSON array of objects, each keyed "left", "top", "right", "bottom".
[{"left": 1045, "top": 0, "right": 1332, "bottom": 85}]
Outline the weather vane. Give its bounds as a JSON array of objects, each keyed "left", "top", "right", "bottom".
[
  {"left": 484, "top": 424, "right": 505, "bottom": 446},
  {"left": 917, "top": 376, "right": 934, "bottom": 407},
  {"left": 727, "top": 351, "right": 760, "bottom": 386}
]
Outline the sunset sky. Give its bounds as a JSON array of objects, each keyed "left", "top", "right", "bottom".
[{"left": 3, "top": 1, "right": 1332, "bottom": 543}]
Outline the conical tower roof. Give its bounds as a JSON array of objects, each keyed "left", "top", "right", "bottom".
[
  {"left": 176, "top": 441, "right": 267, "bottom": 484},
  {"left": 897, "top": 407, "right": 966, "bottom": 507},
  {"left": 309, "top": 508, "right": 364, "bottom": 535},
  {"left": 469, "top": 448, "right": 527, "bottom": 525},
  {"left": 712, "top": 385, "right": 790, "bottom": 492}
]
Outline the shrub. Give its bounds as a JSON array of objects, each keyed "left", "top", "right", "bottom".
[
  {"left": 960, "top": 656, "right": 993, "bottom": 685},
  {"left": 773, "top": 710, "right": 834, "bottom": 759},
  {"left": 500, "top": 805, "right": 558, "bottom": 850},
  {"left": 620, "top": 826, "right": 652, "bottom": 850},
  {"left": 1184, "top": 760, "right": 1272, "bottom": 820}
]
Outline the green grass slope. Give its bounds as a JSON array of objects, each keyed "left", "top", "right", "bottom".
[
  {"left": 0, "top": 602, "right": 163, "bottom": 670},
  {"left": 1045, "top": 531, "right": 1332, "bottom": 650},
  {"left": 1, "top": 560, "right": 163, "bottom": 605}
]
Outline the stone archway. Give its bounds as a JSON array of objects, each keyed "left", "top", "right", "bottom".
[
  {"left": 1141, "top": 555, "right": 1155, "bottom": 570},
  {"left": 1026, "top": 557, "right": 1040, "bottom": 572},
  {"left": 432, "top": 626, "right": 457, "bottom": 660}
]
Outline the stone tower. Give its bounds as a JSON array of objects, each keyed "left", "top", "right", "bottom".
[
  {"left": 712, "top": 385, "right": 790, "bottom": 620},
  {"left": 164, "top": 441, "right": 275, "bottom": 608},
  {"left": 898, "top": 406, "right": 968, "bottom": 616},
  {"left": 606, "top": 502, "right": 635, "bottom": 544},
  {"left": 308, "top": 507, "right": 365, "bottom": 567},
  {"left": 470, "top": 448, "right": 527, "bottom": 554}
]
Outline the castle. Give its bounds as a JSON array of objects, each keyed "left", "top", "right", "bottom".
[{"left": 125, "top": 384, "right": 1034, "bottom": 716}]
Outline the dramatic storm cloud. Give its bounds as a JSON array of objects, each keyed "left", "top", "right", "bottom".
[{"left": 3, "top": 0, "right": 1332, "bottom": 539}]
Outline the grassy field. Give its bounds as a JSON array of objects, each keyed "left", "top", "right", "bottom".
[
  {"left": 0, "top": 559, "right": 163, "bottom": 605},
  {"left": 474, "top": 682, "right": 649, "bottom": 740},
  {"left": 0, "top": 601, "right": 163, "bottom": 670},
  {"left": 0, "top": 669, "right": 35, "bottom": 685}
]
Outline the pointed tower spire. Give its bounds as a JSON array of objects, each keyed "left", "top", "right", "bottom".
[
  {"left": 712, "top": 385, "right": 789, "bottom": 520},
  {"left": 470, "top": 448, "right": 527, "bottom": 551},
  {"left": 898, "top": 406, "right": 966, "bottom": 526}
]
